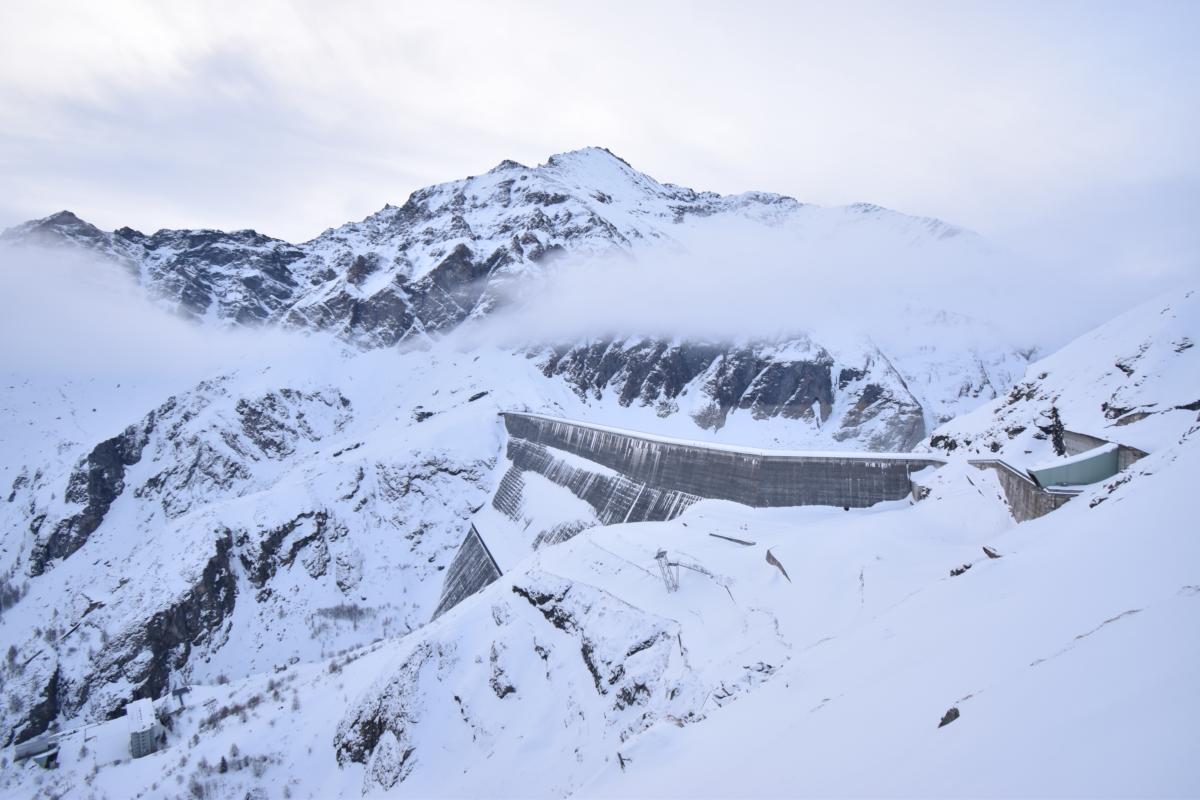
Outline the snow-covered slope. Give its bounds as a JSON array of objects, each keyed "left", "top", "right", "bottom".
[
  {"left": 8, "top": 399, "right": 1194, "bottom": 798},
  {"left": 1, "top": 282, "right": 1193, "bottom": 798},
  {"left": 925, "top": 287, "right": 1199, "bottom": 463},
  {"left": 0, "top": 342, "right": 530, "bottom": 737},
  {"left": 6, "top": 150, "right": 1191, "bottom": 798}
]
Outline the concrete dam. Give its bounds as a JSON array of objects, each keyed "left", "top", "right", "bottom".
[{"left": 433, "top": 412, "right": 945, "bottom": 618}]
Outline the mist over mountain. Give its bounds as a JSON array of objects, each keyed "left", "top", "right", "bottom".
[{"left": 0, "top": 146, "right": 1195, "bottom": 799}]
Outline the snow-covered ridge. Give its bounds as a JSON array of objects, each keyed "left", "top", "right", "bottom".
[
  {"left": 926, "top": 286, "right": 1199, "bottom": 462},
  {"left": 1, "top": 147, "right": 979, "bottom": 349}
]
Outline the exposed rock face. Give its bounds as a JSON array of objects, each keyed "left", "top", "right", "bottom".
[
  {"left": 29, "top": 419, "right": 153, "bottom": 576},
  {"left": 8, "top": 666, "right": 60, "bottom": 746},
  {"left": 539, "top": 337, "right": 928, "bottom": 450},
  {"left": 335, "top": 562, "right": 788, "bottom": 795},
  {"left": 95, "top": 533, "right": 238, "bottom": 713},
  {"left": 0, "top": 369, "right": 494, "bottom": 743},
  {"left": 5, "top": 534, "right": 237, "bottom": 745}
]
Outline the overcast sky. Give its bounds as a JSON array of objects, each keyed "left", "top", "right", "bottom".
[{"left": 1, "top": 0, "right": 1197, "bottom": 297}]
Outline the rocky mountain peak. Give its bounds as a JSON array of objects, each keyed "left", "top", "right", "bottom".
[
  {"left": 488, "top": 158, "right": 529, "bottom": 174},
  {"left": 2, "top": 151, "right": 995, "bottom": 355}
]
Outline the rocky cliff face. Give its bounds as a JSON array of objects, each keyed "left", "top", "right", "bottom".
[
  {"left": 0, "top": 360, "right": 502, "bottom": 745},
  {"left": 538, "top": 336, "right": 932, "bottom": 450}
]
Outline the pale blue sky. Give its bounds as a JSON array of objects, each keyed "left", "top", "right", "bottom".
[{"left": 1, "top": 0, "right": 1197, "bottom": 309}]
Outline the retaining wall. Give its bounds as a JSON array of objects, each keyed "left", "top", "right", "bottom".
[{"left": 968, "top": 459, "right": 1079, "bottom": 523}]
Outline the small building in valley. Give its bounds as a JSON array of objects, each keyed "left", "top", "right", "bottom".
[{"left": 126, "top": 698, "right": 159, "bottom": 758}]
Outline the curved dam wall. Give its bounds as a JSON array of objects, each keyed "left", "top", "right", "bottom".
[
  {"left": 503, "top": 438, "right": 700, "bottom": 526},
  {"left": 502, "top": 413, "right": 945, "bottom": 509},
  {"left": 433, "top": 438, "right": 701, "bottom": 619},
  {"left": 432, "top": 412, "right": 945, "bottom": 619}
]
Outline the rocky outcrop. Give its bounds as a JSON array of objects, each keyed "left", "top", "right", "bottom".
[
  {"left": 236, "top": 510, "right": 340, "bottom": 595},
  {"left": 6, "top": 532, "right": 237, "bottom": 743},
  {"left": 337, "top": 563, "right": 789, "bottom": 795},
  {"left": 8, "top": 666, "right": 60, "bottom": 746},
  {"left": 116, "top": 532, "right": 238, "bottom": 708},
  {"left": 0, "top": 359, "right": 505, "bottom": 741},
  {"left": 29, "top": 418, "right": 153, "bottom": 576},
  {"left": 539, "top": 337, "right": 927, "bottom": 450}
]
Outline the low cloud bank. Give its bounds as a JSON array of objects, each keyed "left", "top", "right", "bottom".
[
  {"left": 460, "top": 213, "right": 1143, "bottom": 353},
  {"left": 0, "top": 244, "right": 329, "bottom": 383}
]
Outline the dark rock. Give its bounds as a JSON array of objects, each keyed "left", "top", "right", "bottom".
[
  {"left": 30, "top": 419, "right": 153, "bottom": 576},
  {"left": 8, "top": 665, "right": 60, "bottom": 746},
  {"left": 236, "top": 510, "right": 331, "bottom": 589},
  {"left": 1035, "top": 406, "right": 1066, "bottom": 456},
  {"left": 938, "top": 707, "right": 960, "bottom": 727}
]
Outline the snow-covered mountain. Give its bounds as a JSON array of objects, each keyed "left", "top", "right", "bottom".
[
  {"left": 1, "top": 147, "right": 1028, "bottom": 452},
  {"left": 924, "top": 288, "right": 1199, "bottom": 461},
  {"left": 0, "top": 149, "right": 1026, "bottom": 755},
  {"left": 1, "top": 287, "right": 1192, "bottom": 799},
  {"left": 4, "top": 149, "right": 1192, "bottom": 798},
  {"left": 1, "top": 148, "right": 969, "bottom": 345}
]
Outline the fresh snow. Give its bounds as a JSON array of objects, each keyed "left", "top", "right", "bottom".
[{"left": 0, "top": 152, "right": 1194, "bottom": 798}]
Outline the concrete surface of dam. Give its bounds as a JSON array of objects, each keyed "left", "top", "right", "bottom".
[
  {"left": 433, "top": 412, "right": 946, "bottom": 618},
  {"left": 502, "top": 412, "right": 946, "bottom": 509}
]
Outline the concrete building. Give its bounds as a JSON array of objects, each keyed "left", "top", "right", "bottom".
[
  {"left": 13, "top": 734, "right": 57, "bottom": 768},
  {"left": 126, "top": 698, "right": 159, "bottom": 759}
]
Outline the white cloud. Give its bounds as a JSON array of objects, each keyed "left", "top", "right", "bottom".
[
  {"left": 0, "top": 243, "right": 329, "bottom": 381},
  {"left": 0, "top": 0, "right": 1196, "bottom": 329}
]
